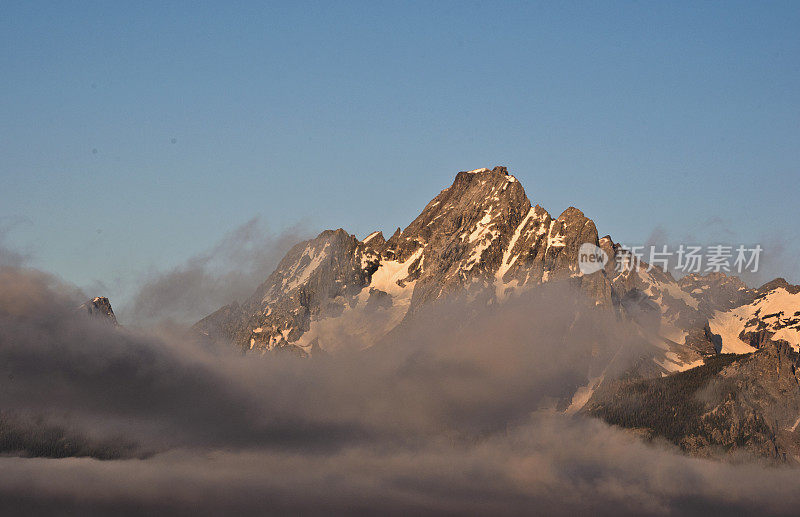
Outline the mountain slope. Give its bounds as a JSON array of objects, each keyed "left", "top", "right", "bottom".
[{"left": 584, "top": 342, "right": 800, "bottom": 463}]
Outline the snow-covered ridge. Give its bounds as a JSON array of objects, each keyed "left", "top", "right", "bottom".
[
  {"left": 709, "top": 287, "right": 800, "bottom": 353},
  {"left": 363, "top": 231, "right": 382, "bottom": 243}
]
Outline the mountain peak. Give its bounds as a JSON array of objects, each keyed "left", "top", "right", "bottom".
[
  {"left": 758, "top": 277, "right": 800, "bottom": 295},
  {"left": 194, "top": 165, "right": 617, "bottom": 354},
  {"left": 459, "top": 165, "right": 516, "bottom": 184},
  {"left": 78, "top": 296, "right": 118, "bottom": 326},
  {"left": 558, "top": 206, "right": 585, "bottom": 219}
]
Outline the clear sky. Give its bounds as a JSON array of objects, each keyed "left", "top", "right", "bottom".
[{"left": 2, "top": 1, "right": 799, "bottom": 305}]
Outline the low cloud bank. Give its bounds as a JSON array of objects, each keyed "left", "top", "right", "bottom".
[{"left": 2, "top": 264, "right": 800, "bottom": 515}]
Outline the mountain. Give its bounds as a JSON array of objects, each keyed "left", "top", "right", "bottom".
[{"left": 193, "top": 166, "right": 616, "bottom": 355}]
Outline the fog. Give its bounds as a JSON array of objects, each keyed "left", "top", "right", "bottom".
[
  {"left": 121, "top": 218, "right": 308, "bottom": 327},
  {"left": 3, "top": 261, "right": 800, "bottom": 515}
]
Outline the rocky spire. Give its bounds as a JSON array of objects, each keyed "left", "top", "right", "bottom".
[{"left": 78, "top": 297, "right": 118, "bottom": 326}]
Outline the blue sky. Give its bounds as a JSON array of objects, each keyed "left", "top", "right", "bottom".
[{"left": 2, "top": 1, "right": 799, "bottom": 304}]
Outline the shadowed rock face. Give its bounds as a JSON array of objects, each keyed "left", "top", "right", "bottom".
[
  {"left": 584, "top": 342, "right": 800, "bottom": 463},
  {"left": 77, "top": 297, "right": 118, "bottom": 326},
  {"left": 758, "top": 277, "right": 800, "bottom": 295}
]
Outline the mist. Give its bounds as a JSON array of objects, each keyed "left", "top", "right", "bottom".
[
  {"left": 634, "top": 222, "right": 800, "bottom": 287},
  {"left": 120, "top": 218, "right": 308, "bottom": 328},
  {"left": 3, "top": 261, "right": 800, "bottom": 515}
]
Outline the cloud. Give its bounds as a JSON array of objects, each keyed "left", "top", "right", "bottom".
[
  {"left": 2, "top": 417, "right": 800, "bottom": 516},
  {"left": 632, "top": 222, "right": 800, "bottom": 287},
  {"left": 740, "top": 233, "right": 800, "bottom": 288},
  {"left": 121, "top": 218, "right": 309, "bottom": 327},
  {"left": 3, "top": 265, "right": 800, "bottom": 515}
]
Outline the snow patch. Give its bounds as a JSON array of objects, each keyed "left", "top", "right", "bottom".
[
  {"left": 278, "top": 242, "right": 331, "bottom": 293},
  {"left": 655, "top": 352, "right": 704, "bottom": 373},
  {"left": 495, "top": 207, "right": 536, "bottom": 299},
  {"left": 708, "top": 310, "right": 757, "bottom": 354},
  {"left": 566, "top": 376, "right": 604, "bottom": 414},
  {"left": 546, "top": 220, "right": 565, "bottom": 248},
  {"left": 468, "top": 210, "right": 494, "bottom": 243},
  {"left": 294, "top": 250, "right": 425, "bottom": 354},
  {"left": 369, "top": 247, "right": 424, "bottom": 298},
  {"left": 363, "top": 231, "right": 381, "bottom": 243}
]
